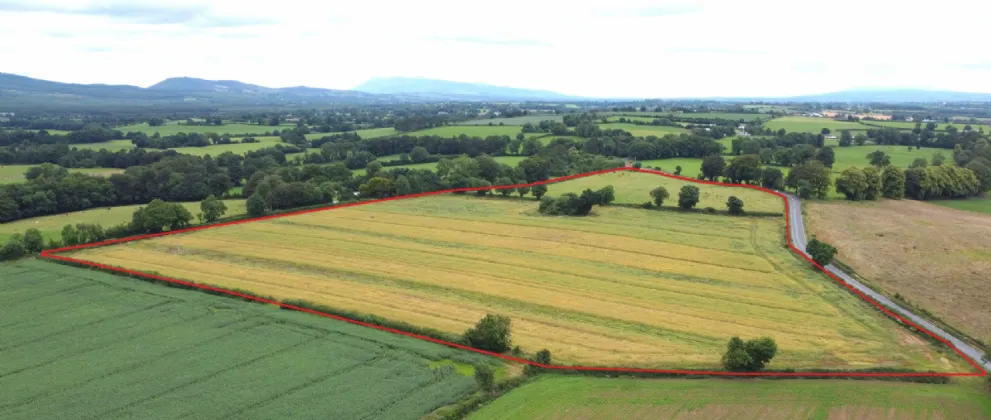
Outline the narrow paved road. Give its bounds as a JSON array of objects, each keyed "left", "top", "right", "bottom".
[{"left": 784, "top": 193, "right": 990, "bottom": 372}]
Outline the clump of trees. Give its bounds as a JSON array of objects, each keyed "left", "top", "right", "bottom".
[
  {"left": 722, "top": 336, "right": 777, "bottom": 371},
  {"left": 464, "top": 314, "right": 512, "bottom": 353},
  {"left": 726, "top": 196, "right": 744, "bottom": 214},
  {"left": 677, "top": 185, "right": 700, "bottom": 209},
  {"left": 538, "top": 186, "right": 614, "bottom": 216},
  {"left": 806, "top": 237, "right": 838, "bottom": 267},
  {"left": 649, "top": 186, "right": 670, "bottom": 206}
]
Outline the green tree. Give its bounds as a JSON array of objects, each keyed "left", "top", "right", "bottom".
[
  {"left": 758, "top": 148, "right": 774, "bottom": 165},
  {"left": 677, "top": 185, "right": 700, "bottom": 209},
  {"left": 909, "top": 157, "right": 928, "bottom": 169},
  {"left": 797, "top": 180, "right": 813, "bottom": 199},
  {"left": 61, "top": 224, "right": 80, "bottom": 246},
  {"left": 495, "top": 177, "right": 514, "bottom": 196},
  {"left": 474, "top": 365, "right": 495, "bottom": 392},
  {"left": 23, "top": 229, "right": 44, "bottom": 253},
  {"left": 854, "top": 134, "right": 868, "bottom": 146},
  {"left": 394, "top": 175, "right": 413, "bottom": 196},
  {"left": 674, "top": 165, "right": 683, "bottom": 176},
  {"left": 724, "top": 155, "right": 762, "bottom": 184},
  {"left": 0, "top": 234, "right": 27, "bottom": 261},
  {"left": 464, "top": 314, "right": 512, "bottom": 353},
  {"left": 881, "top": 165, "right": 906, "bottom": 199},
  {"left": 649, "top": 186, "right": 670, "bottom": 206},
  {"left": 862, "top": 166, "right": 882, "bottom": 200},
  {"left": 786, "top": 161, "right": 832, "bottom": 199},
  {"left": 516, "top": 185, "right": 531, "bottom": 198},
  {"left": 359, "top": 177, "right": 393, "bottom": 198},
  {"left": 521, "top": 138, "right": 543, "bottom": 156},
  {"left": 700, "top": 155, "right": 726, "bottom": 181},
  {"left": 727, "top": 196, "right": 744, "bottom": 214},
  {"left": 806, "top": 237, "right": 838, "bottom": 266},
  {"left": 821, "top": 128, "right": 831, "bottom": 135},
  {"left": 867, "top": 150, "right": 891, "bottom": 168},
  {"left": 965, "top": 157, "right": 991, "bottom": 193},
  {"left": 742, "top": 139, "right": 761, "bottom": 155},
  {"left": 247, "top": 193, "right": 267, "bottom": 216},
  {"left": 835, "top": 167, "right": 868, "bottom": 200},
  {"left": 931, "top": 151, "right": 946, "bottom": 166},
  {"left": 839, "top": 130, "right": 852, "bottom": 147},
  {"left": 721, "top": 337, "right": 752, "bottom": 371},
  {"left": 531, "top": 184, "right": 548, "bottom": 200},
  {"left": 761, "top": 167, "right": 785, "bottom": 190},
  {"left": 410, "top": 146, "right": 430, "bottom": 163},
  {"left": 815, "top": 147, "right": 836, "bottom": 168},
  {"left": 199, "top": 195, "right": 228, "bottom": 223}
]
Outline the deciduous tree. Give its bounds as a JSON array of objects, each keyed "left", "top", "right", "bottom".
[
  {"left": 649, "top": 186, "right": 670, "bottom": 206},
  {"left": 678, "top": 185, "right": 700, "bottom": 209},
  {"left": 806, "top": 237, "right": 837, "bottom": 266}
]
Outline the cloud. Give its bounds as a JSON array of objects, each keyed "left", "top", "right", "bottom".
[
  {"left": 0, "top": 0, "right": 990, "bottom": 97},
  {"left": 0, "top": 1, "right": 272, "bottom": 27},
  {"left": 430, "top": 36, "right": 550, "bottom": 47}
]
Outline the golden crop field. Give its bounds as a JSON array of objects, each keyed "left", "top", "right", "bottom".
[{"left": 71, "top": 180, "right": 959, "bottom": 371}]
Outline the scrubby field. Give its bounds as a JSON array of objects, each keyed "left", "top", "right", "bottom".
[
  {"left": 550, "top": 171, "right": 782, "bottom": 213},
  {"left": 469, "top": 376, "right": 991, "bottom": 419},
  {"left": 74, "top": 139, "right": 136, "bottom": 151},
  {"left": 808, "top": 199, "right": 991, "bottom": 345},
  {"left": 460, "top": 115, "right": 562, "bottom": 125},
  {"left": 357, "top": 156, "right": 527, "bottom": 176},
  {"left": 0, "top": 164, "right": 123, "bottom": 184},
  {"left": 602, "top": 112, "right": 768, "bottom": 122},
  {"left": 72, "top": 174, "right": 958, "bottom": 370},
  {"left": 763, "top": 117, "right": 871, "bottom": 134},
  {"left": 860, "top": 121, "right": 960, "bottom": 131},
  {"left": 0, "top": 259, "right": 490, "bottom": 419},
  {"left": 596, "top": 123, "right": 688, "bottom": 137},
  {"left": 402, "top": 126, "right": 534, "bottom": 138},
  {"left": 115, "top": 121, "right": 295, "bottom": 136},
  {"left": 305, "top": 127, "right": 397, "bottom": 140},
  {"left": 0, "top": 200, "right": 245, "bottom": 243}
]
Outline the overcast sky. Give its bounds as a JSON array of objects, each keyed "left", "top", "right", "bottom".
[{"left": 2, "top": 0, "right": 990, "bottom": 98}]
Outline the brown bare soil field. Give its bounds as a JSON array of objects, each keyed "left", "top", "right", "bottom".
[{"left": 807, "top": 199, "right": 991, "bottom": 344}]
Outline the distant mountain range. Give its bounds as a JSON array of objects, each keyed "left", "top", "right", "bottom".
[
  {"left": 353, "top": 77, "right": 580, "bottom": 101},
  {"left": 2, "top": 72, "right": 991, "bottom": 113}
]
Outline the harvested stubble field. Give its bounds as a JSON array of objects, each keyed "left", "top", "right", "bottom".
[
  {"left": 71, "top": 174, "right": 959, "bottom": 371},
  {"left": 0, "top": 260, "right": 491, "bottom": 419},
  {"left": 468, "top": 376, "right": 991, "bottom": 419},
  {"left": 807, "top": 199, "right": 991, "bottom": 345}
]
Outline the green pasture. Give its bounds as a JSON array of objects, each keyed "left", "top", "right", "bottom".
[
  {"left": 400, "top": 125, "right": 536, "bottom": 139},
  {"left": 764, "top": 116, "right": 872, "bottom": 134},
  {"left": 0, "top": 165, "right": 123, "bottom": 185},
  {"left": 469, "top": 376, "right": 991, "bottom": 420},
  {"left": 0, "top": 199, "right": 246, "bottom": 243},
  {"left": 930, "top": 195, "right": 991, "bottom": 214},
  {"left": 115, "top": 121, "right": 295, "bottom": 136},
  {"left": 304, "top": 127, "right": 397, "bottom": 140},
  {"left": 73, "top": 139, "right": 136, "bottom": 152},
  {"left": 358, "top": 155, "right": 527, "bottom": 176},
  {"left": 0, "top": 259, "right": 490, "bottom": 419},
  {"left": 596, "top": 123, "right": 689, "bottom": 137},
  {"left": 460, "top": 115, "right": 563, "bottom": 125}
]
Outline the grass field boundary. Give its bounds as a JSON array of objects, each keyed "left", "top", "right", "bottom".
[{"left": 40, "top": 167, "right": 988, "bottom": 377}]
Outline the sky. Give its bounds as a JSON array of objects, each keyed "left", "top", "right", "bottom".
[{"left": 2, "top": 0, "right": 991, "bottom": 98}]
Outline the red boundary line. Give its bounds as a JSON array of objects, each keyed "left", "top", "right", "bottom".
[{"left": 40, "top": 167, "right": 987, "bottom": 377}]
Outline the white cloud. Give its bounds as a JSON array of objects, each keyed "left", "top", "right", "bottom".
[{"left": 1, "top": 0, "right": 990, "bottom": 98}]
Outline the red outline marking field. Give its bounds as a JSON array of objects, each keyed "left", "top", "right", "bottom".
[{"left": 41, "top": 167, "right": 988, "bottom": 377}]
